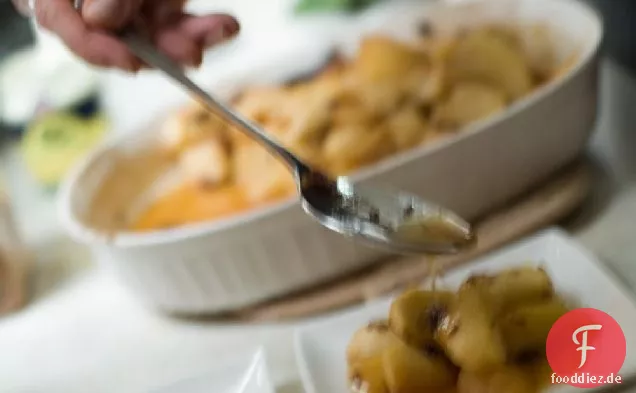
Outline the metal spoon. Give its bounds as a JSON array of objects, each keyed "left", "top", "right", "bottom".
[{"left": 117, "top": 30, "right": 475, "bottom": 255}]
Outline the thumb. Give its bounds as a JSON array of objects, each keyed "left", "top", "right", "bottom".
[{"left": 82, "top": 0, "right": 143, "bottom": 30}]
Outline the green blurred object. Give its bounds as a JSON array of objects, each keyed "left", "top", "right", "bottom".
[
  {"left": 21, "top": 112, "right": 107, "bottom": 186},
  {"left": 295, "top": 0, "right": 383, "bottom": 13}
]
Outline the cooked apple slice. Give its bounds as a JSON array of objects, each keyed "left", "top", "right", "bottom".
[
  {"left": 432, "top": 82, "right": 506, "bottom": 128},
  {"left": 382, "top": 335, "right": 458, "bottom": 393},
  {"left": 446, "top": 30, "right": 533, "bottom": 100}
]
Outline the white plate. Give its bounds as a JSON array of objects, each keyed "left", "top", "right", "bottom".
[
  {"left": 151, "top": 348, "right": 274, "bottom": 393},
  {"left": 294, "top": 228, "right": 636, "bottom": 393}
]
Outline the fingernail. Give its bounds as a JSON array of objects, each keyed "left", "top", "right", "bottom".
[
  {"left": 222, "top": 19, "right": 240, "bottom": 38},
  {"left": 83, "top": 0, "right": 118, "bottom": 27},
  {"left": 204, "top": 19, "right": 240, "bottom": 47}
]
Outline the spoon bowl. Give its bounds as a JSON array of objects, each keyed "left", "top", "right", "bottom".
[{"left": 298, "top": 171, "right": 475, "bottom": 254}]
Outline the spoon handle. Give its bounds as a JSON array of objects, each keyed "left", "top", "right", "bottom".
[{"left": 119, "top": 30, "right": 310, "bottom": 174}]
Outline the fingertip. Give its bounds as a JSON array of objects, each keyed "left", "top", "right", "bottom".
[
  {"left": 221, "top": 16, "right": 240, "bottom": 37},
  {"left": 211, "top": 16, "right": 240, "bottom": 46},
  {"left": 178, "top": 14, "right": 240, "bottom": 48}
]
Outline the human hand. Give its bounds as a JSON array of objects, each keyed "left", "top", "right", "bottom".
[{"left": 15, "top": 0, "right": 240, "bottom": 72}]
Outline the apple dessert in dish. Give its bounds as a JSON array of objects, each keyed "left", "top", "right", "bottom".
[{"left": 132, "top": 25, "right": 574, "bottom": 232}]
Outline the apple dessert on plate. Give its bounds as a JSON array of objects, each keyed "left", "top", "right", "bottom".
[{"left": 346, "top": 266, "right": 569, "bottom": 393}]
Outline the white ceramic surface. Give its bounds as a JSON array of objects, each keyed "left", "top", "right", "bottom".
[
  {"left": 294, "top": 228, "right": 636, "bottom": 393},
  {"left": 151, "top": 348, "right": 273, "bottom": 393},
  {"left": 58, "top": 0, "right": 603, "bottom": 314}
]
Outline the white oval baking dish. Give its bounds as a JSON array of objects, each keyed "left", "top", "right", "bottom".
[{"left": 58, "top": 0, "right": 603, "bottom": 314}]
